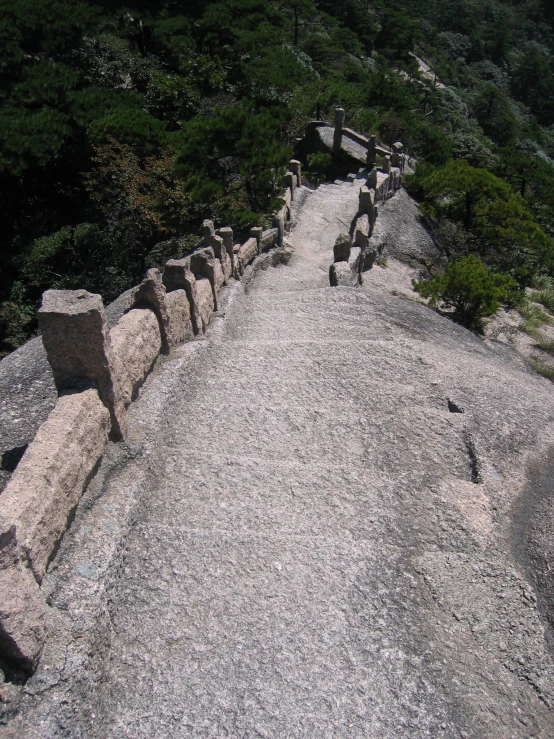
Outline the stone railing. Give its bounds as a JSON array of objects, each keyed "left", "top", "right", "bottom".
[
  {"left": 329, "top": 110, "right": 405, "bottom": 286},
  {"left": 0, "top": 161, "right": 302, "bottom": 675}
]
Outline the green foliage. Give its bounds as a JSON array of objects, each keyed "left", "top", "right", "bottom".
[
  {"left": 472, "top": 84, "right": 519, "bottom": 145},
  {"left": 88, "top": 109, "right": 168, "bottom": 151},
  {"left": 1, "top": 0, "right": 554, "bottom": 352},
  {"left": 413, "top": 255, "right": 516, "bottom": 332},
  {"left": 417, "top": 160, "right": 554, "bottom": 285},
  {"left": 0, "top": 282, "right": 34, "bottom": 357},
  {"left": 419, "top": 160, "right": 510, "bottom": 229},
  {"left": 306, "top": 152, "right": 332, "bottom": 186},
  {"left": 174, "top": 102, "right": 292, "bottom": 223}
]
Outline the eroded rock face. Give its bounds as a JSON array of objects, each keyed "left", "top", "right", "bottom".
[
  {"left": 333, "top": 233, "right": 351, "bottom": 263},
  {"left": 109, "top": 308, "right": 162, "bottom": 407},
  {"left": 8, "top": 176, "right": 554, "bottom": 739},
  {"left": 0, "top": 389, "right": 110, "bottom": 584}
]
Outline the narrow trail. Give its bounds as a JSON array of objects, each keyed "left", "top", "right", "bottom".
[{"left": 8, "top": 180, "right": 554, "bottom": 738}]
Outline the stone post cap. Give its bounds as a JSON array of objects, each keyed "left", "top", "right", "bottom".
[
  {"left": 218, "top": 226, "right": 233, "bottom": 237},
  {"left": 393, "top": 141, "right": 404, "bottom": 151},
  {"left": 290, "top": 159, "right": 301, "bottom": 169},
  {"left": 334, "top": 106, "right": 345, "bottom": 120},
  {"left": 39, "top": 289, "right": 104, "bottom": 317}
]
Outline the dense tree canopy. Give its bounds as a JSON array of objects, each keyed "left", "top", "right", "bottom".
[{"left": 1, "top": 0, "right": 554, "bottom": 352}]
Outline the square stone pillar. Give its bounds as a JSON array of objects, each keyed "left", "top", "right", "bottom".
[
  {"left": 250, "top": 227, "right": 263, "bottom": 251},
  {"left": 218, "top": 227, "right": 235, "bottom": 273},
  {"left": 366, "top": 135, "right": 377, "bottom": 169},
  {"left": 163, "top": 257, "right": 203, "bottom": 335},
  {"left": 359, "top": 186, "right": 375, "bottom": 215},
  {"left": 38, "top": 290, "right": 127, "bottom": 439},
  {"left": 367, "top": 166, "right": 378, "bottom": 190},
  {"left": 289, "top": 160, "right": 302, "bottom": 187},
  {"left": 285, "top": 172, "right": 297, "bottom": 201},
  {"left": 202, "top": 219, "right": 216, "bottom": 247}
]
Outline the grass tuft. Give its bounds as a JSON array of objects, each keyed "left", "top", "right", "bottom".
[
  {"left": 519, "top": 301, "right": 553, "bottom": 334},
  {"left": 530, "top": 358, "right": 554, "bottom": 382}
]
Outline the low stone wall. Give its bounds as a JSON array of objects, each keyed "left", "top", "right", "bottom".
[{"left": 0, "top": 162, "right": 301, "bottom": 674}]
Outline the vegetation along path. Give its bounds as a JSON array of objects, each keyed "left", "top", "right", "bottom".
[{"left": 7, "top": 178, "right": 554, "bottom": 738}]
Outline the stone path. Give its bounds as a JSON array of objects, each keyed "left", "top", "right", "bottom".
[{"left": 6, "top": 179, "right": 554, "bottom": 738}]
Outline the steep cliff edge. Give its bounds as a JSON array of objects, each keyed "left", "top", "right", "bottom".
[{"left": 3, "top": 180, "right": 554, "bottom": 738}]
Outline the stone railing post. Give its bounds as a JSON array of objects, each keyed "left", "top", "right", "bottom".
[
  {"left": 359, "top": 186, "right": 374, "bottom": 215},
  {"left": 217, "top": 226, "right": 235, "bottom": 260},
  {"left": 203, "top": 219, "right": 216, "bottom": 247},
  {"left": 285, "top": 171, "right": 297, "bottom": 201},
  {"left": 290, "top": 160, "right": 302, "bottom": 187},
  {"left": 163, "top": 258, "right": 203, "bottom": 335},
  {"left": 38, "top": 290, "right": 127, "bottom": 439},
  {"left": 366, "top": 135, "right": 377, "bottom": 170},
  {"left": 250, "top": 227, "right": 263, "bottom": 252},
  {"left": 391, "top": 142, "right": 404, "bottom": 171},
  {"left": 333, "top": 107, "right": 345, "bottom": 164}
]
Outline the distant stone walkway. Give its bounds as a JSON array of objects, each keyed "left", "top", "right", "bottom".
[{"left": 6, "top": 178, "right": 554, "bottom": 738}]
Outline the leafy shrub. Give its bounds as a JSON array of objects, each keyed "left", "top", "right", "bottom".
[{"left": 413, "top": 254, "right": 516, "bottom": 332}]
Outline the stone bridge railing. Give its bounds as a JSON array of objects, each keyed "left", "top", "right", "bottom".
[{"left": 0, "top": 162, "right": 303, "bottom": 675}]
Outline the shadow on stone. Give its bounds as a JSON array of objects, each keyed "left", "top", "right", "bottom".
[{"left": 1, "top": 445, "right": 28, "bottom": 473}]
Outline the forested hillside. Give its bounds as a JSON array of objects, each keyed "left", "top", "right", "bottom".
[{"left": 1, "top": 0, "right": 554, "bottom": 354}]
